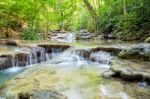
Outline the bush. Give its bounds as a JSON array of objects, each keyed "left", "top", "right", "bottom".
[{"left": 21, "top": 28, "right": 40, "bottom": 40}]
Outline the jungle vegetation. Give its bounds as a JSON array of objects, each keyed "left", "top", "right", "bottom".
[{"left": 0, "top": 0, "right": 150, "bottom": 40}]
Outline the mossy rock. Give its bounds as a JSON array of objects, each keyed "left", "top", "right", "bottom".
[
  {"left": 145, "top": 37, "right": 150, "bottom": 43},
  {"left": 18, "top": 90, "right": 67, "bottom": 99},
  {"left": 118, "top": 44, "right": 150, "bottom": 61}
]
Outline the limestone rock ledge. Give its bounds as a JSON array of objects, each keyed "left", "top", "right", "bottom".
[
  {"left": 102, "top": 66, "right": 150, "bottom": 84},
  {"left": 0, "top": 66, "right": 67, "bottom": 99}
]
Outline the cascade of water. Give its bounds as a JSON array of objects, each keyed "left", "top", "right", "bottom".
[
  {"left": 51, "top": 48, "right": 62, "bottom": 58},
  {"left": 138, "top": 76, "right": 148, "bottom": 87},
  {"left": 90, "top": 51, "right": 112, "bottom": 68},
  {"left": 67, "top": 33, "right": 76, "bottom": 43},
  {"left": 48, "top": 48, "right": 84, "bottom": 66},
  {"left": 29, "top": 54, "right": 32, "bottom": 65},
  {"left": 11, "top": 55, "right": 15, "bottom": 67},
  {"left": 45, "top": 53, "right": 50, "bottom": 61}
]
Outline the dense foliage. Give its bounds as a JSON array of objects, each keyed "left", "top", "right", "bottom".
[{"left": 0, "top": 0, "right": 149, "bottom": 40}]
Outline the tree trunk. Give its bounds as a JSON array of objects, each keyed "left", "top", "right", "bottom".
[
  {"left": 82, "top": 0, "right": 100, "bottom": 32},
  {"left": 123, "top": 0, "right": 127, "bottom": 19},
  {"left": 123, "top": 0, "right": 127, "bottom": 31},
  {"left": 58, "top": 0, "right": 64, "bottom": 31}
]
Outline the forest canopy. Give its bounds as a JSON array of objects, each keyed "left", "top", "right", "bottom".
[{"left": 0, "top": 0, "right": 150, "bottom": 40}]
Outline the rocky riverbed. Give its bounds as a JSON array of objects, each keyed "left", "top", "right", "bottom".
[{"left": 0, "top": 40, "right": 150, "bottom": 99}]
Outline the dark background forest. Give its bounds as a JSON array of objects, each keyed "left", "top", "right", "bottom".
[{"left": 0, "top": 0, "right": 150, "bottom": 41}]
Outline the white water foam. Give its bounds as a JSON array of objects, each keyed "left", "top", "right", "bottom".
[{"left": 3, "top": 67, "right": 23, "bottom": 73}]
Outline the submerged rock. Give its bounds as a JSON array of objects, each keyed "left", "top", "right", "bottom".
[
  {"left": 0, "top": 67, "right": 67, "bottom": 99},
  {"left": 99, "top": 83, "right": 129, "bottom": 99},
  {"left": 18, "top": 90, "right": 67, "bottom": 99},
  {"left": 119, "top": 44, "right": 150, "bottom": 61}
]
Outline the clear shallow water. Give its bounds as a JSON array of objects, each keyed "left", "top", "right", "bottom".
[
  {"left": 0, "top": 40, "right": 150, "bottom": 99},
  {"left": 0, "top": 46, "right": 112, "bottom": 85},
  {"left": 0, "top": 67, "right": 24, "bottom": 85}
]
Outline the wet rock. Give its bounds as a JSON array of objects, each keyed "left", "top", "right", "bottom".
[
  {"left": 50, "top": 30, "right": 68, "bottom": 34},
  {"left": 0, "top": 54, "right": 13, "bottom": 70},
  {"left": 119, "top": 44, "right": 150, "bottom": 61},
  {"left": 5, "top": 40, "right": 19, "bottom": 46},
  {"left": 18, "top": 90, "right": 67, "bottom": 99},
  {"left": 38, "top": 44, "right": 70, "bottom": 53},
  {"left": 74, "top": 49, "right": 91, "bottom": 59},
  {"left": 94, "top": 35, "right": 104, "bottom": 40},
  {"left": 15, "top": 52, "right": 31, "bottom": 66},
  {"left": 91, "top": 47, "right": 122, "bottom": 55},
  {"left": 111, "top": 67, "right": 150, "bottom": 82},
  {"left": 80, "top": 33, "right": 93, "bottom": 39},
  {"left": 0, "top": 39, "right": 19, "bottom": 46},
  {"left": 51, "top": 33, "right": 75, "bottom": 43},
  {"left": 29, "top": 46, "right": 46, "bottom": 63},
  {"left": 145, "top": 37, "right": 150, "bottom": 43},
  {"left": 103, "top": 34, "right": 117, "bottom": 39},
  {"left": 14, "top": 46, "right": 46, "bottom": 66},
  {"left": 76, "top": 29, "right": 94, "bottom": 40},
  {"left": 79, "top": 29, "right": 89, "bottom": 33},
  {"left": 18, "top": 92, "right": 30, "bottom": 99},
  {"left": 101, "top": 69, "right": 115, "bottom": 78}
]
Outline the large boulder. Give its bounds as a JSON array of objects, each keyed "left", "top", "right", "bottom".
[
  {"left": 110, "top": 67, "right": 150, "bottom": 82},
  {"left": 119, "top": 44, "right": 150, "bottom": 61},
  {"left": 76, "top": 29, "right": 94, "bottom": 40}
]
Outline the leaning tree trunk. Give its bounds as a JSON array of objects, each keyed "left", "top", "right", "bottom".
[{"left": 82, "top": 0, "right": 100, "bottom": 32}]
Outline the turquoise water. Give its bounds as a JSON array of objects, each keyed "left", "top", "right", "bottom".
[{"left": 0, "top": 67, "right": 24, "bottom": 85}]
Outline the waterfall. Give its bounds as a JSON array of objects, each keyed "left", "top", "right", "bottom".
[
  {"left": 89, "top": 51, "right": 112, "bottom": 68},
  {"left": 48, "top": 47, "right": 112, "bottom": 68},
  {"left": 29, "top": 54, "right": 32, "bottom": 65},
  {"left": 11, "top": 55, "right": 15, "bottom": 67},
  {"left": 0, "top": 45, "right": 113, "bottom": 70},
  {"left": 138, "top": 76, "right": 148, "bottom": 87}
]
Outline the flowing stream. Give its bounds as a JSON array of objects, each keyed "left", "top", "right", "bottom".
[{"left": 0, "top": 40, "right": 150, "bottom": 99}]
